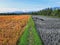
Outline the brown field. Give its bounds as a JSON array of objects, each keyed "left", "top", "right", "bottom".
[{"left": 0, "top": 15, "right": 30, "bottom": 45}]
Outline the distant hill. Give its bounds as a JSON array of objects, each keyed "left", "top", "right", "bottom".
[
  {"left": 12, "top": 11, "right": 24, "bottom": 14},
  {"left": 30, "top": 7, "right": 60, "bottom": 17},
  {"left": 0, "top": 11, "right": 25, "bottom": 15},
  {"left": 52, "top": 7, "right": 60, "bottom": 10}
]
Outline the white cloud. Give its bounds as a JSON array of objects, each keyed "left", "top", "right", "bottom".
[
  {"left": 0, "top": 8, "right": 43, "bottom": 13},
  {"left": 0, "top": 8, "right": 21, "bottom": 13}
]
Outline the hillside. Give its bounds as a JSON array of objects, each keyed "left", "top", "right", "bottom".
[{"left": 30, "top": 7, "right": 60, "bottom": 17}]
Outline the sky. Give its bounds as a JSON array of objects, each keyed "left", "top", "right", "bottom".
[{"left": 0, "top": 0, "right": 60, "bottom": 12}]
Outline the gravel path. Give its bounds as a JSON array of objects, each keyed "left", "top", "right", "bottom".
[{"left": 32, "top": 15, "right": 60, "bottom": 45}]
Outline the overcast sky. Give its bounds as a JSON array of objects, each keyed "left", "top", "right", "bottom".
[{"left": 0, "top": 0, "right": 60, "bottom": 12}]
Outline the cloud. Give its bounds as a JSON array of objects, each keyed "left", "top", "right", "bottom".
[
  {"left": 0, "top": 8, "right": 44, "bottom": 13},
  {"left": 0, "top": 8, "right": 21, "bottom": 13}
]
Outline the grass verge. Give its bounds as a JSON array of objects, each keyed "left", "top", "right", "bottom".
[
  {"left": 30, "top": 16, "right": 43, "bottom": 45},
  {"left": 17, "top": 15, "right": 43, "bottom": 45}
]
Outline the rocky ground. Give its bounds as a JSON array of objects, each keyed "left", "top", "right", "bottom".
[{"left": 32, "top": 15, "right": 60, "bottom": 45}]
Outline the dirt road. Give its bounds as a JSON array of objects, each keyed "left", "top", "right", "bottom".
[{"left": 32, "top": 15, "right": 60, "bottom": 45}]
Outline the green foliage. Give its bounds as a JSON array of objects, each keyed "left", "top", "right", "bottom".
[
  {"left": 30, "top": 17, "right": 43, "bottom": 45},
  {"left": 31, "top": 8, "right": 60, "bottom": 17},
  {"left": 17, "top": 16, "right": 43, "bottom": 45},
  {"left": 17, "top": 17, "right": 31, "bottom": 45}
]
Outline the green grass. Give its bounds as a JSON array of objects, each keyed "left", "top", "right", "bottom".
[
  {"left": 17, "top": 16, "right": 43, "bottom": 45},
  {"left": 30, "top": 16, "right": 43, "bottom": 45},
  {"left": 17, "top": 16, "right": 31, "bottom": 45}
]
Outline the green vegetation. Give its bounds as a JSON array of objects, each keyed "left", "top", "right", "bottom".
[
  {"left": 17, "top": 16, "right": 31, "bottom": 45},
  {"left": 30, "top": 8, "right": 60, "bottom": 18},
  {"left": 30, "top": 16, "right": 43, "bottom": 45},
  {"left": 17, "top": 16, "right": 43, "bottom": 45}
]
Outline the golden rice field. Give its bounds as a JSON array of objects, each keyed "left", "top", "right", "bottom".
[{"left": 0, "top": 15, "right": 30, "bottom": 45}]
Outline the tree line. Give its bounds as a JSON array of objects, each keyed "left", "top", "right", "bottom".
[{"left": 30, "top": 8, "right": 60, "bottom": 17}]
